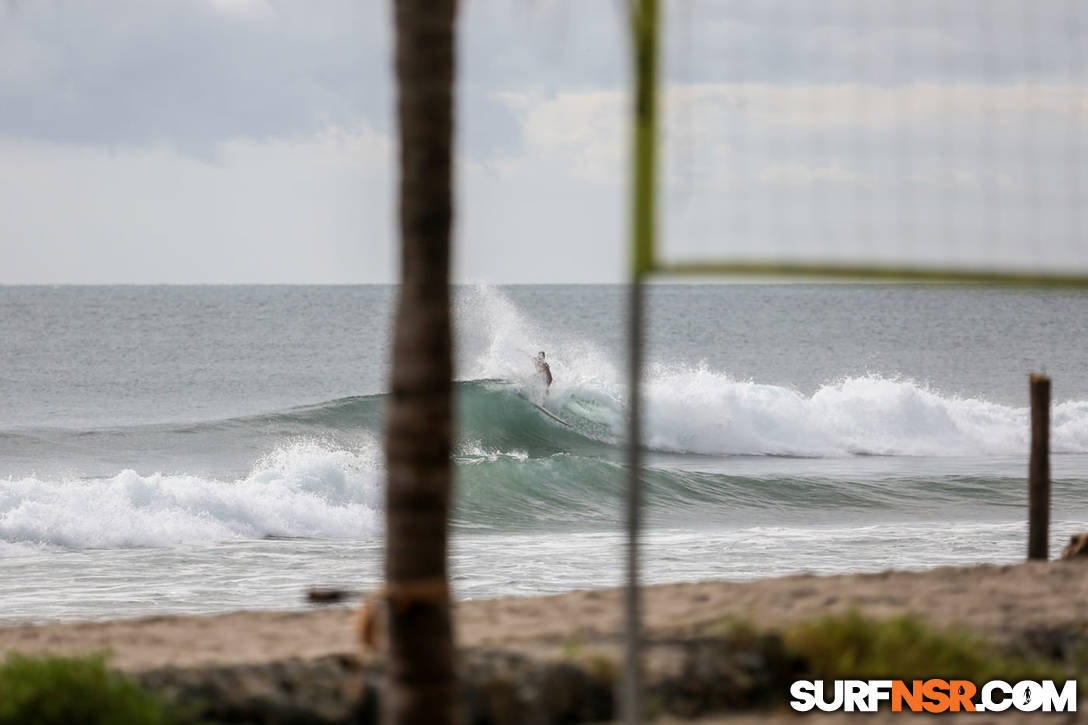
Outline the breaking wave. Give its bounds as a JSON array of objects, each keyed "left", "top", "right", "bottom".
[
  {"left": 4, "top": 286, "right": 1088, "bottom": 551},
  {"left": 0, "top": 440, "right": 383, "bottom": 550},
  {"left": 15, "top": 374, "right": 1084, "bottom": 459}
]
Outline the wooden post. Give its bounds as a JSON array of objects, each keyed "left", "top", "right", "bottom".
[
  {"left": 624, "top": 1, "right": 658, "bottom": 723},
  {"left": 1028, "top": 373, "right": 1051, "bottom": 560}
]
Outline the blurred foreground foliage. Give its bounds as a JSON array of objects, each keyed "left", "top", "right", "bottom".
[
  {"left": 0, "top": 654, "right": 181, "bottom": 725},
  {"left": 0, "top": 613, "right": 1077, "bottom": 723},
  {"left": 783, "top": 611, "right": 1070, "bottom": 682}
]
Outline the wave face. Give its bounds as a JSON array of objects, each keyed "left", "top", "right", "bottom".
[
  {"left": 291, "top": 376, "right": 1088, "bottom": 458},
  {"left": 251, "top": 374, "right": 1084, "bottom": 460},
  {"left": 451, "top": 285, "right": 1088, "bottom": 458},
  {"left": 4, "top": 376, "right": 1088, "bottom": 550},
  {"left": 4, "top": 285, "right": 1088, "bottom": 552},
  {"left": 17, "top": 371, "right": 1086, "bottom": 461}
]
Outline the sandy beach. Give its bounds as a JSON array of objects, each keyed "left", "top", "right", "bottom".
[
  {"left": 4, "top": 560, "right": 1086, "bottom": 671},
  {"left": 2, "top": 560, "right": 1086, "bottom": 721},
  {"left": 8, "top": 555, "right": 1088, "bottom": 670}
]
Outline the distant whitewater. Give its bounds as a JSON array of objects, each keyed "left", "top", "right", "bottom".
[{"left": 2, "top": 284, "right": 1088, "bottom": 620}]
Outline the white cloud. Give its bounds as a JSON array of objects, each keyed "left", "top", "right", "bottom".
[
  {"left": 500, "top": 91, "right": 624, "bottom": 185},
  {"left": 0, "top": 1, "right": 1086, "bottom": 282},
  {"left": 0, "top": 126, "right": 395, "bottom": 284}
]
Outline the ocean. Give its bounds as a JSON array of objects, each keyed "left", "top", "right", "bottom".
[{"left": 2, "top": 284, "right": 1088, "bottom": 622}]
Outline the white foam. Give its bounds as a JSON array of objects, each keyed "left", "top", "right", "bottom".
[
  {"left": 0, "top": 439, "right": 383, "bottom": 550},
  {"left": 457, "top": 440, "right": 529, "bottom": 464},
  {"left": 639, "top": 368, "right": 1086, "bottom": 457},
  {"left": 461, "top": 287, "right": 1088, "bottom": 458}
]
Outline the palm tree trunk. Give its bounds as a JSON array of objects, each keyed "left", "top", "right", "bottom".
[{"left": 384, "top": 1, "right": 457, "bottom": 723}]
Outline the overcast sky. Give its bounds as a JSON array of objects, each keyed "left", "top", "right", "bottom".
[{"left": 0, "top": 0, "right": 1085, "bottom": 283}]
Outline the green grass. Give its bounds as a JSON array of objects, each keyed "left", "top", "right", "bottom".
[
  {"left": 2, "top": 615, "right": 1072, "bottom": 722},
  {"left": 0, "top": 654, "right": 172, "bottom": 725},
  {"left": 783, "top": 611, "right": 1069, "bottom": 682}
]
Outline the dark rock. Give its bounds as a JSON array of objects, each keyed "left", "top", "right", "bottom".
[
  {"left": 137, "top": 654, "right": 371, "bottom": 725},
  {"left": 136, "top": 634, "right": 804, "bottom": 724},
  {"left": 649, "top": 633, "right": 803, "bottom": 718}
]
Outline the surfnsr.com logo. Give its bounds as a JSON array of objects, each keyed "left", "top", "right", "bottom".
[{"left": 790, "top": 679, "right": 1077, "bottom": 713}]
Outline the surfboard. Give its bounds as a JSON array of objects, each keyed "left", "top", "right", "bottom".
[
  {"left": 517, "top": 391, "right": 572, "bottom": 427},
  {"left": 532, "top": 401, "right": 572, "bottom": 428}
]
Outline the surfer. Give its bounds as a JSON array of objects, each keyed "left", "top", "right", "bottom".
[{"left": 534, "top": 351, "right": 552, "bottom": 393}]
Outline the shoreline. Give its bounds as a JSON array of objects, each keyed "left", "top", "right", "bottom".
[
  {"left": 4, "top": 560, "right": 1086, "bottom": 722},
  {"left": 3, "top": 559, "right": 1086, "bottom": 671}
]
